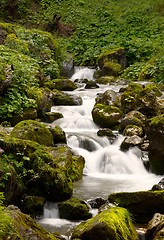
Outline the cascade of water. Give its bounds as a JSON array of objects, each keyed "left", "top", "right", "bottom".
[{"left": 51, "top": 67, "right": 162, "bottom": 199}]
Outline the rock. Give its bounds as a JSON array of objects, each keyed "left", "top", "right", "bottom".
[
  {"left": 11, "top": 120, "right": 54, "bottom": 146},
  {"left": 97, "top": 128, "right": 117, "bottom": 143},
  {"left": 146, "top": 114, "right": 164, "bottom": 175},
  {"left": 44, "top": 111, "right": 63, "bottom": 123},
  {"left": 96, "top": 76, "right": 115, "bottom": 84},
  {"left": 145, "top": 213, "right": 164, "bottom": 240},
  {"left": 48, "top": 125, "right": 67, "bottom": 144},
  {"left": 108, "top": 190, "right": 164, "bottom": 223},
  {"left": 53, "top": 78, "right": 77, "bottom": 91},
  {"left": 85, "top": 80, "right": 99, "bottom": 89},
  {"left": 152, "top": 178, "right": 164, "bottom": 191},
  {"left": 58, "top": 197, "right": 92, "bottom": 220},
  {"left": 119, "top": 115, "right": 143, "bottom": 133},
  {"left": 92, "top": 104, "right": 123, "bottom": 129},
  {"left": 5, "top": 205, "right": 58, "bottom": 239},
  {"left": 0, "top": 136, "right": 75, "bottom": 203},
  {"left": 120, "top": 135, "right": 143, "bottom": 151},
  {"left": 123, "top": 125, "right": 144, "bottom": 137},
  {"left": 87, "top": 197, "right": 107, "bottom": 209},
  {"left": 52, "top": 89, "right": 82, "bottom": 105},
  {"left": 98, "top": 48, "right": 127, "bottom": 77},
  {"left": 71, "top": 207, "right": 138, "bottom": 240},
  {"left": 9, "top": 108, "right": 38, "bottom": 127},
  {"left": 69, "top": 155, "right": 85, "bottom": 182},
  {"left": 60, "top": 57, "right": 74, "bottom": 78},
  {"left": 95, "top": 89, "right": 117, "bottom": 105},
  {"left": 27, "top": 87, "right": 53, "bottom": 121},
  {"left": 21, "top": 195, "right": 46, "bottom": 217}
]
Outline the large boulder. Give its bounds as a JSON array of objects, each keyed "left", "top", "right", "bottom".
[
  {"left": 0, "top": 135, "right": 85, "bottom": 205},
  {"left": 98, "top": 48, "right": 127, "bottom": 77},
  {"left": 58, "top": 197, "right": 92, "bottom": 220},
  {"left": 92, "top": 104, "right": 123, "bottom": 129},
  {"left": 146, "top": 114, "right": 164, "bottom": 175},
  {"left": 4, "top": 205, "right": 58, "bottom": 240},
  {"left": 11, "top": 120, "right": 54, "bottom": 146},
  {"left": 108, "top": 190, "right": 164, "bottom": 223},
  {"left": 71, "top": 207, "right": 138, "bottom": 240},
  {"left": 51, "top": 78, "right": 77, "bottom": 91}
]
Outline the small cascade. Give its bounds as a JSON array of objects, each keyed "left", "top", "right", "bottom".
[{"left": 71, "top": 66, "right": 95, "bottom": 81}]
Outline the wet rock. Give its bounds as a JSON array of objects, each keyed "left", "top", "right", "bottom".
[
  {"left": 52, "top": 89, "right": 82, "bottom": 105},
  {"left": 71, "top": 207, "right": 138, "bottom": 240},
  {"left": 108, "top": 190, "right": 164, "bottom": 223},
  {"left": 52, "top": 78, "right": 77, "bottom": 91},
  {"left": 58, "top": 197, "right": 92, "bottom": 220},
  {"left": 97, "top": 128, "right": 117, "bottom": 143},
  {"left": 92, "top": 103, "right": 123, "bottom": 129},
  {"left": 120, "top": 135, "right": 143, "bottom": 151},
  {"left": 145, "top": 213, "right": 164, "bottom": 240},
  {"left": 85, "top": 80, "right": 99, "bottom": 89},
  {"left": 96, "top": 89, "right": 117, "bottom": 105},
  {"left": 44, "top": 111, "right": 63, "bottom": 123},
  {"left": 146, "top": 114, "right": 164, "bottom": 175},
  {"left": 152, "top": 178, "right": 164, "bottom": 191},
  {"left": 48, "top": 125, "right": 67, "bottom": 144},
  {"left": 87, "top": 197, "right": 107, "bottom": 209},
  {"left": 119, "top": 115, "right": 143, "bottom": 133},
  {"left": 5, "top": 205, "right": 58, "bottom": 239},
  {"left": 11, "top": 120, "right": 54, "bottom": 146},
  {"left": 123, "top": 125, "right": 144, "bottom": 137}
]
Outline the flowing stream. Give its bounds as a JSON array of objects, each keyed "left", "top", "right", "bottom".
[{"left": 39, "top": 67, "right": 162, "bottom": 238}]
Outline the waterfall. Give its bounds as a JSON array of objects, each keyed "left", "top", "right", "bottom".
[{"left": 52, "top": 67, "right": 162, "bottom": 199}]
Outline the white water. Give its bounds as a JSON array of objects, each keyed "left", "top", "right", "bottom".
[{"left": 39, "top": 67, "right": 162, "bottom": 235}]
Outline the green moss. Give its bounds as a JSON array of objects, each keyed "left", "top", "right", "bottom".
[
  {"left": 11, "top": 120, "right": 54, "bottom": 146},
  {"left": 72, "top": 207, "right": 137, "bottom": 240}
]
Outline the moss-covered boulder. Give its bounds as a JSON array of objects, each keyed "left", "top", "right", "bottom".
[
  {"left": 51, "top": 78, "right": 77, "bottom": 91},
  {"left": 92, "top": 104, "right": 123, "bottom": 129},
  {"left": 44, "top": 111, "right": 63, "bottom": 123},
  {"left": 21, "top": 195, "right": 46, "bottom": 217},
  {"left": 98, "top": 48, "right": 127, "bottom": 77},
  {"left": 11, "top": 120, "right": 54, "bottom": 146},
  {"left": 48, "top": 125, "right": 67, "bottom": 144},
  {"left": 0, "top": 136, "right": 76, "bottom": 204},
  {"left": 146, "top": 114, "right": 164, "bottom": 175},
  {"left": 52, "top": 89, "right": 82, "bottom": 106},
  {"left": 146, "top": 213, "right": 164, "bottom": 240},
  {"left": 96, "top": 76, "right": 115, "bottom": 85},
  {"left": 4, "top": 205, "right": 58, "bottom": 240},
  {"left": 119, "top": 116, "right": 144, "bottom": 133},
  {"left": 58, "top": 197, "right": 92, "bottom": 220},
  {"left": 71, "top": 207, "right": 138, "bottom": 240},
  {"left": 26, "top": 87, "right": 53, "bottom": 121},
  {"left": 108, "top": 190, "right": 164, "bottom": 223},
  {"left": 85, "top": 80, "right": 99, "bottom": 89}
]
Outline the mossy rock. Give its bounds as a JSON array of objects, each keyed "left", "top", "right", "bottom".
[
  {"left": 44, "top": 111, "right": 63, "bottom": 123},
  {"left": 108, "top": 190, "right": 164, "bottom": 223},
  {"left": 11, "top": 120, "right": 54, "bottom": 146},
  {"left": 85, "top": 80, "right": 99, "bottom": 89},
  {"left": 123, "top": 125, "right": 144, "bottom": 137},
  {"left": 52, "top": 78, "right": 77, "bottom": 91},
  {"left": 119, "top": 116, "right": 143, "bottom": 133},
  {"left": 5, "top": 205, "right": 58, "bottom": 240},
  {"left": 21, "top": 195, "right": 46, "bottom": 217},
  {"left": 52, "top": 89, "right": 82, "bottom": 106},
  {"left": 58, "top": 197, "right": 92, "bottom": 220},
  {"left": 71, "top": 207, "right": 137, "bottom": 240},
  {"left": 96, "top": 76, "right": 115, "bottom": 84},
  {"left": 92, "top": 104, "right": 123, "bottom": 129},
  {"left": 48, "top": 125, "right": 66, "bottom": 144},
  {"left": 146, "top": 114, "right": 164, "bottom": 175},
  {"left": 26, "top": 87, "right": 53, "bottom": 120},
  {"left": 96, "top": 89, "right": 117, "bottom": 105},
  {"left": 69, "top": 155, "right": 85, "bottom": 181},
  {"left": 0, "top": 136, "right": 73, "bottom": 203}
]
